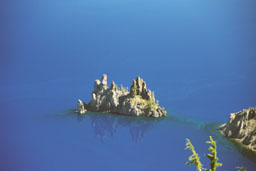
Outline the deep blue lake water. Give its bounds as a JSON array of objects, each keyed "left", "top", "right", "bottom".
[{"left": 1, "top": 0, "right": 256, "bottom": 170}]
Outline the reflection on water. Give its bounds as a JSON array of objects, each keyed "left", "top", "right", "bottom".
[
  {"left": 198, "top": 122, "right": 256, "bottom": 163},
  {"left": 77, "top": 112, "right": 162, "bottom": 143},
  {"left": 49, "top": 110, "right": 256, "bottom": 163},
  {"left": 224, "top": 136, "right": 256, "bottom": 163}
]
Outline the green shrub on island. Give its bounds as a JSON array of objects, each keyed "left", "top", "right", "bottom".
[
  {"left": 145, "top": 92, "right": 157, "bottom": 112},
  {"left": 185, "top": 136, "right": 246, "bottom": 171},
  {"left": 120, "top": 84, "right": 124, "bottom": 91},
  {"left": 131, "top": 81, "right": 137, "bottom": 97},
  {"left": 129, "top": 83, "right": 158, "bottom": 112},
  {"left": 119, "top": 84, "right": 128, "bottom": 92},
  {"left": 129, "top": 93, "right": 158, "bottom": 113}
]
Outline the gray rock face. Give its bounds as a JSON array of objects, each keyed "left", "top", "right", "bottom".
[
  {"left": 219, "top": 107, "right": 256, "bottom": 152},
  {"left": 77, "top": 99, "right": 87, "bottom": 114},
  {"left": 77, "top": 74, "right": 167, "bottom": 118},
  {"left": 101, "top": 74, "right": 108, "bottom": 89},
  {"left": 130, "top": 76, "right": 152, "bottom": 100}
]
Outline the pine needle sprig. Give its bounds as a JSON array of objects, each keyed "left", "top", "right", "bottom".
[
  {"left": 203, "top": 136, "right": 222, "bottom": 171},
  {"left": 185, "top": 136, "right": 246, "bottom": 171},
  {"left": 185, "top": 138, "right": 203, "bottom": 171}
]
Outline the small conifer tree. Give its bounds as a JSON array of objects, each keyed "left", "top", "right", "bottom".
[
  {"left": 131, "top": 82, "right": 137, "bottom": 97},
  {"left": 185, "top": 137, "right": 246, "bottom": 171},
  {"left": 151, "top": 91, "right": 155, "bottom": 103}
]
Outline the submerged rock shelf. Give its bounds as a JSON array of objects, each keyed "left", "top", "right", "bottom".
[
  {"left": 219, "top": 107, "right": 256, "bottom": 152},
  {"left": 77, "top": 74, "right": 167, "bottom": 118}
]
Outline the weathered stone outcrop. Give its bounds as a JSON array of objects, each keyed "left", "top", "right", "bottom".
[
  {"left": 76, "top": 74, "right": 167, "bottom": 118},
  {"left": 219, "top": 107, "right": 256, "bottom": 152},
  {"left": 77, "top": 99, "right": 87, "bottom": 114}
]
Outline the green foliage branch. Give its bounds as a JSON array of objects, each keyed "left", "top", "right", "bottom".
[{"left": 185, "top": 136, "right": 246, "bottom": 171}]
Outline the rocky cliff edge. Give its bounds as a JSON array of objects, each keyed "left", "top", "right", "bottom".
[{"left": 219, "top": 107, "right": 256, "bottom": 152}]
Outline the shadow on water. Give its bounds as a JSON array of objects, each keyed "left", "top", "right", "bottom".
[
  {"left": 228, "top": 139, "right": 256, "bottom": 163},
  {"left": 48, "top": 109, "right": 216, "bottom": 143},
  {"left": 46, "top": 110, "right": 256, "bottom": 162},
  {"left": 169, "top": 117, "right": 256, "bottom": 163},
  {"left": 78, "top": 112, "right": 164, "bottom": 143},
  {"left": 45, "top": 109, "right": 168, "bottom": 143},
  {"left": 202, "top": 123, "right": 256, "bottom": 163},
  {"left": 161, "top": 114, "right": 256, "bottom": 163}
]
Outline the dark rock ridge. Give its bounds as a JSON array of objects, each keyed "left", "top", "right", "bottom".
[
  {"left": 77, "top": 74, "right": 167, "bottom": 118},
  {"left": 219, "top": 107, "right": 256, "bottom": 152}
]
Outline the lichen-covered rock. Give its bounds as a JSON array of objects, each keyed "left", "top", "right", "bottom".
[
  {"left": 77, "top": 74, "right": 167, "bottom": 118},
  {"left": 219, "top": 107, "right": 256, "bottom": 152}
]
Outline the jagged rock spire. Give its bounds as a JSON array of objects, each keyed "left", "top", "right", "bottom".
[
  {"left": 102, "top": 74, "right": 107, "bottom": 86},
  {"left": 77, "top": 99, "right": 87, "bottom": 114},
  {"left": 130, "top": 76, "right": 151, "bottom": 100},
  {"left": 101, "top": 74, "right": 108, "bottom": 90},
  {"left": 93, "top": 74, "right": 108, "bottom": 92},
  {"left": 94, "top": 80, "right": 101, "bottom": 91},
  {"left": 111, "top": 81, "right": 117, "bottom": 90}
]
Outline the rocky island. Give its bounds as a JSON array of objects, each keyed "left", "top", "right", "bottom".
[
  {"left": 77, "top": 74, "right": 167, "bottom": 118},
  {"left": 219, "top": 107, "right": 256, "bottom": 152}
]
